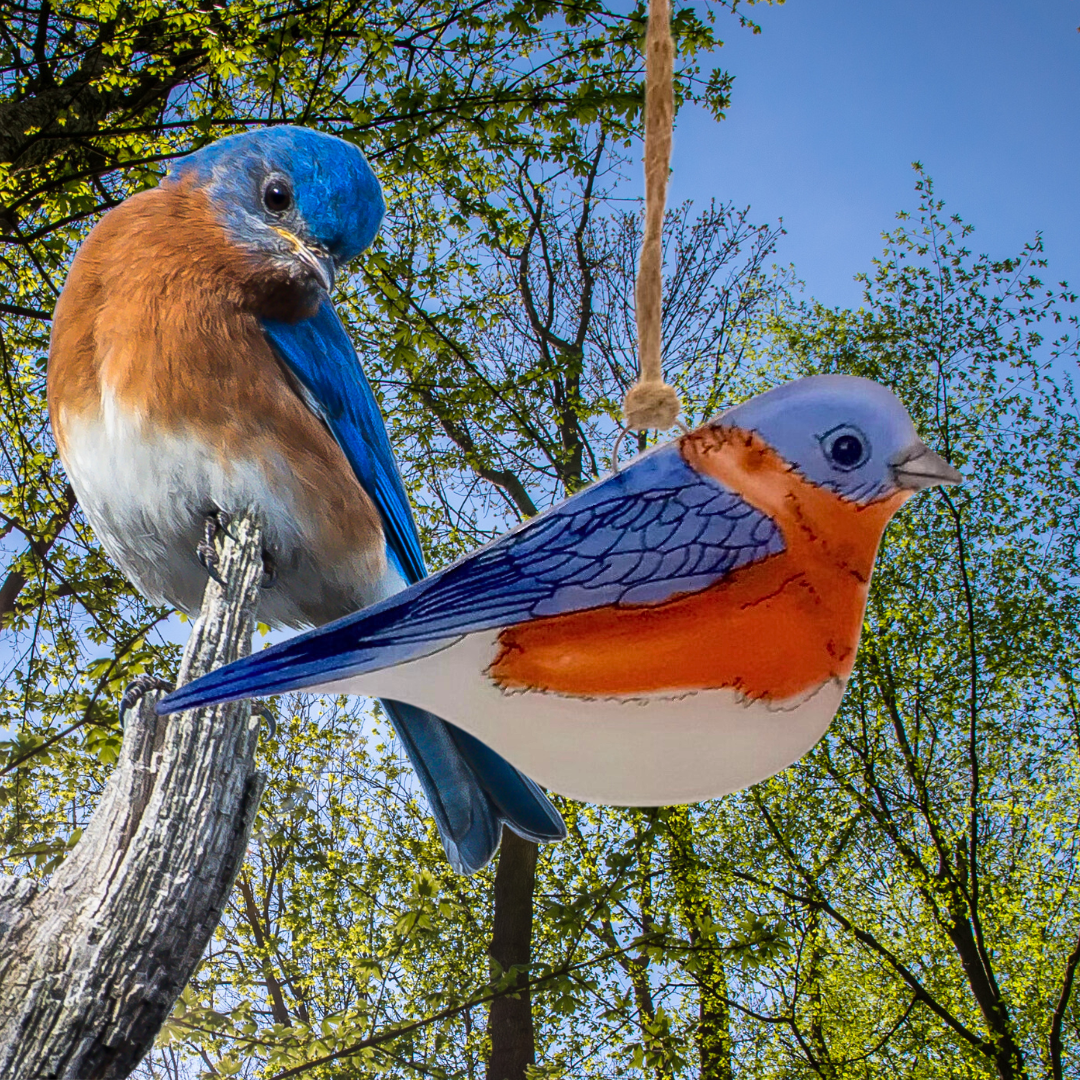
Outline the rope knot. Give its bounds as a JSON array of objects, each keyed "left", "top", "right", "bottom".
[{"left": 622, "top": 381, "right": 681, "bottom": 430}]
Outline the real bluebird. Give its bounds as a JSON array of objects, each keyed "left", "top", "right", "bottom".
[
  {"left": 160, "top": 375, "right": 961, "bottom": 806},
  {"left": 47, "top": 125, "right": 565, "bottom": 873}
]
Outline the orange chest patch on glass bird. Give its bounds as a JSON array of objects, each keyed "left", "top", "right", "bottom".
[{"left": 488, "top": 427, "right": 909, "bottom": 700}]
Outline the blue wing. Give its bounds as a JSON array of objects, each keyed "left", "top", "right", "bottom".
[
  {"left": 160, "top": 440, "right": 783, "bottom": 710},
  {"left": 259, "top": 298, "right": 563, "bottom": 872},
  {"left": 261, "top": 298, "right": 426, "bottom": 584}
]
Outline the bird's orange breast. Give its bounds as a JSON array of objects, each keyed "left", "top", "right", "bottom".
[
  {"left": 46, "top": 177, "right": 385, "bottom": 574},
  {"left": 489, "top": 427, "right": 908, "bottom": 701}
]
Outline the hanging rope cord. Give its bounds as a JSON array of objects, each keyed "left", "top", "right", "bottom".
[{"left": 622, "top": 0, "right": 681, "bottom": 432}]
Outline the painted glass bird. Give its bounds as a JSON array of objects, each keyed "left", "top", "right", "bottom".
[
  {"left": 159, "top": 374, "right": 961, "bottom": 805},
  {"left": 47, "top": 125, "right": 565, "bottom": 873}
]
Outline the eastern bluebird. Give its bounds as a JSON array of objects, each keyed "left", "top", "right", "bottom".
[
  {"left": 160, "top": 375, "right": 961, "bottom": 806},
  {"left": 47, "top": 126, "right": 565, "bottom": 873}
]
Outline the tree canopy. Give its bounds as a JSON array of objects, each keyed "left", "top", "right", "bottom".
[{"left": 3, "top": 0, "right": 1079, "bottom": 1076}]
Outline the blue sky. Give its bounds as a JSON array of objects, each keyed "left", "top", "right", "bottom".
[{"left": 664, "top": 0, "right": 1079, "bottom": 308}]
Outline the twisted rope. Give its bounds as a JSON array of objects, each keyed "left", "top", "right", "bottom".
[{"left": 622, "top": 0, "right": 681, "bottom": 432}]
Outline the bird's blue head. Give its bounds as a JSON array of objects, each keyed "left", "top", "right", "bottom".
[
  {"left": 719, "top": 374, "right": 961, "bottom": 503},
  {"left": 167, "top": 126, "right": 384, "bottom": 296}
]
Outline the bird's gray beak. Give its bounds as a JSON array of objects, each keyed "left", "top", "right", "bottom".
[
  {"left": 272, "top": 227, "right": 336, "bottom": 293},
  {"left": 890, "top": 442, "right": 962, "bottom": 490},
  {"left": 294, "top": 242, "right": 335, "bottom": 293}
]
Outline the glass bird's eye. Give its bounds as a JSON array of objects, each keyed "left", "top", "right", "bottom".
[
  {"left": 822, "top": 426, "right": 870, "bottom": 471},
  {"left": 263, "top": 181, "right": 292, "bottom": 213}
]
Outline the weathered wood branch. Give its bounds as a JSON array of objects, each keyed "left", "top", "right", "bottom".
[{"left": 0, "top": 509, "right": 267, "bottom": 1078}]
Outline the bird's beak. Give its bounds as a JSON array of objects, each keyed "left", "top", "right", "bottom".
[
  {"left": 890, "top": 442, "right": 962, "bottom": 490},
  {"left": 272, "top": 227, "right": 336, "bottom": 293}
]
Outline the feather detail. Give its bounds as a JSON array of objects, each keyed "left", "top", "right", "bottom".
[{"left": 47, "top": 178, "right": 389, "bottom": 626}]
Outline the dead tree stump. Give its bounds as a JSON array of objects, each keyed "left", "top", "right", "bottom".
[{"left": 0, "top": 510, "right": 267, "bottom": 1078}]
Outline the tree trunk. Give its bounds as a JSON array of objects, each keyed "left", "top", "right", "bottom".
[
  {"left": 665, "top": 807, "right": 733, "bottom": 1080},
  {"left": 486, "top": 829, "right": 538, "bottom": 1080},
  {"left": 0, "top": 510, "right": 267, "bottom": 1078}
]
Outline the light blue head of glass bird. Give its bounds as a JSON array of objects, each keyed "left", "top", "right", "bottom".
[{"left": 718, "top": 374, "right": 961, "bottom": 502}]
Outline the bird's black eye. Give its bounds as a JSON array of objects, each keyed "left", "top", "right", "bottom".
[
  {"left": 822, "top": 426, "right": 870, "bottom": 471},
  {"left": 263, "top": 180, "right": 292, "bottom": 214}
]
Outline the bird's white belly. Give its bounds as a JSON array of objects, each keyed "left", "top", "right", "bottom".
[
  {"left": 316, "top": 631, "right": 846, "bottom": 806},
  {"left": 57, "top": 401, "right": 394, "bottom": 627}
]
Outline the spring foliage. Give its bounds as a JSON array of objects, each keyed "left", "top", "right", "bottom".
[{"left": 2, "top": 0, "right": 1078, "bottom": 1075}]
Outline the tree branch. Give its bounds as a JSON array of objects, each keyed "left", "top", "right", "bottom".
[
  {"left": 0, "top": 509, "right": 267, "bottom": 1078},
  {"left": 0, "top": 302, "right": 52, "bottom": 321},
  {"left": 0, "top": 483, "right": 77, "bottom": 629},
  {"left": 1049, "top": 929, "right": 1080, "bottom": 1080},
  {"left": 238, "top": 873, "right": 293, "bottom": 1028}
]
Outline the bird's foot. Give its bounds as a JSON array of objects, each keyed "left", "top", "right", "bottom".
[
  {"left": 253, "top": 702, "right": 277, "bottom": 740},
  {"left": 197, "top": 509, "right": 232, "bottom": 586},
  {"left": 260, "top": 550, "right": 276, "bottom": 589},
  {"left": 119, "top": 674, "right": 174, "bottom": 729}
]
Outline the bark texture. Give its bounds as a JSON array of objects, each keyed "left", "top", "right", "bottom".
[
  {"left": 665, "top": 807, "right": 733, "bottom": 1080},
  {"left": 0, "top": 510, "right": 267, "bottom": 1078},
  {"left": 486, "top": 829, "right": 539, "bottom": 1080}
]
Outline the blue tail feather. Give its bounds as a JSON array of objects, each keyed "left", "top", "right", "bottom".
[
  {"left": 446, "top": 725, "right": 567, "bottom": 844},
  {"left": 380, "top": 699, "right": 564, "bottom": 874}
]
